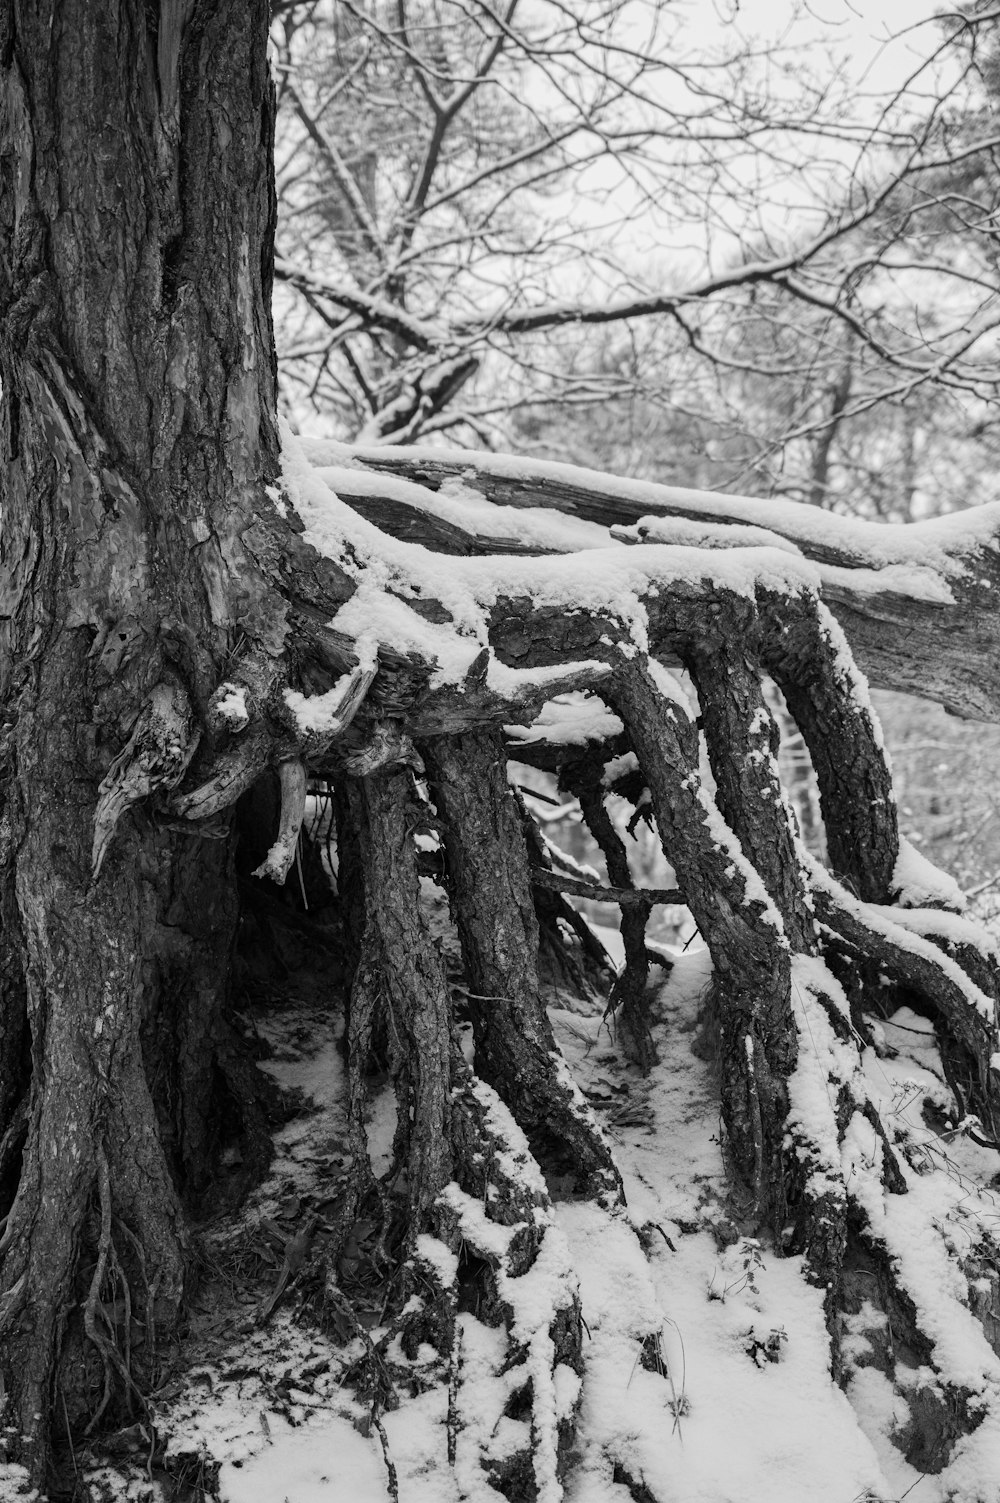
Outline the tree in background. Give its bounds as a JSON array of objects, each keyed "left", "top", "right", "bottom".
[{"left": 272, "top": 0, "right": 1000, "bottom": 490}]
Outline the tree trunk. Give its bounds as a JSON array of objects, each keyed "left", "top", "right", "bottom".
[{"left": 0, "top": 0, "right": 280, "bottom": 1479}]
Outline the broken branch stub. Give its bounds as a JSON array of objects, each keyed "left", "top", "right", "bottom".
[
  {"left": 91, "top": 679, "right": 200, "bottom": 878},
  {"left": 251, "top": 757, "right": 308, "bottom": 886}
]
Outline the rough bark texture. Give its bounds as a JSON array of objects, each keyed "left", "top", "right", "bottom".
[
  {"left": 424, "top": 729, "right": 621, "bottom": 1198},
  {"left": 759, "top": 594, "right": 898, "bottom": 902},
  {"left": 0, "top": 0, "right": 281, "bottom": 1478},
  {"left": 352, "top": 766, "right": 453, "bottom": 1228},
  {"left": 608, "top": 659, "right": 797, "bottom": 1232}
]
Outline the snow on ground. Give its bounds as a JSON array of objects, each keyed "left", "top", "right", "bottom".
[
  {"left": 119, "top": 923, "right": 1000, "bottom": 1503},
  {"left": 552, "top": 946, "right": 894, "bottom": 1503}
]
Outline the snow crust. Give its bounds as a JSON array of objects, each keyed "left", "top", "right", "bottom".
[
  {"left": 284, "top": 671, "right": 357, "bottom": 735},
  {"left": 601, "top": 751, "right": 639, "bottom": 787},
  {"left": 615, "top": 513, "right": 803, "bottom": 555},
  {"left": 892, "top": 834, "right": 967, "bottom": 911},
  {"left": 505, "top": 694, "right": 623, "bottom": 748},
  {"left": 807, "top": 855, "right": 996, "bottom": 1023},
  {"left": 212, "top": 681, "right": 250, "bottom": 731}
]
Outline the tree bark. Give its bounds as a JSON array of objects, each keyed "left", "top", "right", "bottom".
[
  {"left": 607, "top": 658, "right": 797, "bottom": 1231},
  {"left": 0, "top": 0, "right": 281, "bottom": 1477},
  {"left": 424, "top": 729, "right": 621, "bottom": 1198},
  {"left": 351, "top": 766, "right": 454, "bottom": 1228}
]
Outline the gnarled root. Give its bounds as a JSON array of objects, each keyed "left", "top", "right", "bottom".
[
  {"left": 333, "top": 765, "right": 587, "bottom": 1497},
  {"left": 595, "top": 614, "right": 1000, "bottom": 1489},
  {"left": 560, "top": 754, "right": 655, "bottom": 1072},
  {"left": 350, "top": 764, "right": 453, "bottom": 1228},
  {"left": 423, "top": 729, "right": 621, "bottom": 1201},
  {"left": 608, "top": 656, "right": 798, "bottom": 1233},
  {"left": 360, "top": 1076, "right": 583, "bottom": 1503}
]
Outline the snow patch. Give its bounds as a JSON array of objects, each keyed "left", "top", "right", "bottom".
[{"left": 892, "top": 835, "right": 967, "bottom": 911}]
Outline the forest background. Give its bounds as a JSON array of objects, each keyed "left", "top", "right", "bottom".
[{"left": 270, "top": 0, "right": 1000, "bottom": 925}]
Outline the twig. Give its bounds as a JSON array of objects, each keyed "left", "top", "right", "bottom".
[
  {"left": 528, "top": 867, "right": 684, "bottom": 907},
  {"left": 373, "top": 1412, "right": 400, "bottom": 1503}
]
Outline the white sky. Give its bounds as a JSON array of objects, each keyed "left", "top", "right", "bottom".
[
  {"left": 716, "top": 0, "right": 954, "bottom": 89},
  {"left": 564, "top": 0, "right": 969, "bottom": 279}
]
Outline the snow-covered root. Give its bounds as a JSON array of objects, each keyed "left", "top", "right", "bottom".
[
  {"left": 368, "top": 1077, "right": 584, "bottom": 1502},
  {"left": 595, "top": 630, "right": 1000, "bottom": 1489},
  {"left": 606, "top": 655, "right": 807, "bottom": 1233},
  {"left": 553, "top": 1201, "right": 686, "bottom": 1503},
  {"left": 758, "top": 592, "right": 899, "bottom": 901},
  {"left": 686, "top": 627, "right": 815, "bottom": 949},
  {"left": 602, "top": 648, "right": 869, "bottom": 1276},
  {"left": 807, "top": 858, "right": 1000, "bottom": 1145},
  {"left": 330, "top": 762, "right": 616, "bottom": 1497},
  {"left": 424, "top": 729, "right": 622, "bottom": 1202},
  {"left": 785, "top": 957, "right": 903, "bottom": 1288},
  {"left": 788, "top": 958, "right": 1000, "bottom": 1497}
]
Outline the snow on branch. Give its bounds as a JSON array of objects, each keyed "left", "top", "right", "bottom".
[
  {"left": 326, "top": 440, "right": 1000, "bottom": 724},
  {"left": 274, "top": 259, "right": 447, "bottom": 352}
]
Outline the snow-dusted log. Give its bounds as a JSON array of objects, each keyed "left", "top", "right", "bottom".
[{"left": 325, "top": 441, "right": 1000, "bottom": 723}]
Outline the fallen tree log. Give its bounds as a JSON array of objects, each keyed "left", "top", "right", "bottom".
[{"left": 317, "top": 439, "right": 1000, "bottom": 723}]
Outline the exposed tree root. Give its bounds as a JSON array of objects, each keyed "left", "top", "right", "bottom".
[
  {"left": 424, "top": 730, "right": 621, "bottom": 1201},
  {"left": 609, "top": 656, "right": 798, "bottom": 1233},
  {"left": 351, "top": 764, "right": 454, "bottom": 1228},
  {"left": 759, "top": 594, "right": 899, "bottom": 900},
  {"left": 407, "top": 1078, "right": 583, "bottom": 1503},
  {"left": 560, "top": 755, "right": 655, "bottom": 1071},
  {"left": 512, "top": 788, "right": 618, "bottom": 1001},
  {"left": 809, "top": 862, "right": 1000, "bottom": 1142},
  {"left": 328, "top": 1071, "right": 586, "bottom": 1503},
  {"left": 321, "top": 765, "right": 592, "bottom": 1497},
  {"left": 7, "top": 371, "right": 1000, "bottom": 1494}
]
